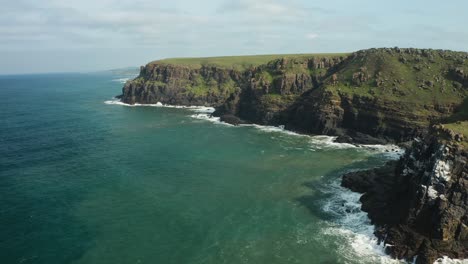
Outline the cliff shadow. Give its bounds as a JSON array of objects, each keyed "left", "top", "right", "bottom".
[{"left": 443, "top": 96, "right": 468, "bottom": 123}]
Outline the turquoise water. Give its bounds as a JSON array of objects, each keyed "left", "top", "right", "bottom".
[{"left": 0, "top": 73, "right": 401, "bottom": 264}]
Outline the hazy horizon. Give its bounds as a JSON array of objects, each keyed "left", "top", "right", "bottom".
[{"left": 2, "top": 0, "right": 468, "bottom": 74}]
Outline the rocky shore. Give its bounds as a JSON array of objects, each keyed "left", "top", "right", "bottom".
[
  {"left": 120, "top": 48, "right": 468, "bottom": 263},
  {"left": 342, "top": 126, "right": 467, "bottom": 263}
]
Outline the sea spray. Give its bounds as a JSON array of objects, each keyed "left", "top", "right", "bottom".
[{"left": 321, "top": 179, "right": 404, "bottom": 264}]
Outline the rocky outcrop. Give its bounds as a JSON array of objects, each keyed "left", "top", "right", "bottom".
[
  {"left": 342, "top": 130, "right": 468, "bottom": 263},
  {"left": 449, "top": 67, "right": 468, "bottom": 88},
  {"left": 284, "top": 91, "right": 456, "bottom": 144},
  {"left": 120, "top": 48, "right": 467, "bottom": 144},
  {"left": 213, "top": 56, "right": 345, "bottom": 126},
  {"left": 214, "top": 48, "right": 466, "bottom": 143},
  {"left": 121, "top": 64, "right": 242, "bottom": 106}
]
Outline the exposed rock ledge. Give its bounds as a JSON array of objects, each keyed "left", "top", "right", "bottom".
[{"left": 342, "top": 129, "right": 467, "bottom": 263}]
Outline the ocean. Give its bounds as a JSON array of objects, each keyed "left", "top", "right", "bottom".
[{"left": 0, "top": 72, "right": 407, "bottom": 264}]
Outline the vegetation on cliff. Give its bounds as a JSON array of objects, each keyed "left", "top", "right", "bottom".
[{"left": 150, "top": 53, "right": 348, "bottom": 71}]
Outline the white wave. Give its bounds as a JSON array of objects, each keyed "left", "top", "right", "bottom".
[
  {"left": 240, "top": 124, "right": 307, "bottom": 137},
  {"left": 104, "top": 98, "right": 215, "bottom": 113},
  {"left": 321, "top": 180, "right": 404, "bottom": 263},
  {"left": 321, "top": 180, "right": 467, "bottom": 264},
  {"left": 433, "top": 257, "right": 468, "bottom": 264},
  {"left": 112, "top": 78, "right": 130, "bottom": 84},
  {"left": 235, "top": 124, "right": 403, "bottom": 158},
  {"left": 218, "top": 124, "right": 403, "bottom": 157},
  {"left": 104, "top": 98, "right": 404, "bottom": 158},
  {"left": 104, "top": 99, "right": 131, "bottom": 106},
  {"left": 309, "top": 135, "right": 404, "bottom": 159},
  {"left": 189, "top": 113, "right": 234, "bottom": 126},
  {"left": 310, "top": 135, "right": 355, "bottom": 149}
]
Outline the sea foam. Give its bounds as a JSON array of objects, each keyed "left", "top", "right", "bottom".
[
  {"left": 105, "top": 98, "right": 405, "bottom": 157},
  {"left": 321, "top": 170, "right": 466, "bottom": 264},
  {"left": 104, "top": 98, "right": 215, "bottom": 113},
  {"left": 321, "top": 179, "right": 404, "bottom": 263},
  {"left": 433, "top": 257, "right": 468, "bottom": 264},
  {"left": 112, "top": 78, "right": 130, "bottom": 84}
]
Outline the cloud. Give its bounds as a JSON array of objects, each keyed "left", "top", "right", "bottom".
[
  {"left": 305, "top": 33, "right": 319, "bottom": 40},
  {"left": 1, "top": 0, "right": 467, "bottom": 73},
  {"left": 0, "top": 0, "right": 216, "bottom": 49},
  {"left": 220, "top": 0, "right": 298, "bottom": 15}
]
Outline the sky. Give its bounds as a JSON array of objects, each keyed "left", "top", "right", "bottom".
[{"left": 1, "top": 0, "right": 468, "bottom": 74}]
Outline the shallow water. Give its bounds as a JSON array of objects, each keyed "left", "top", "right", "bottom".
[{"left": 1, "top": 72, "right": 408, "bottom": 264}]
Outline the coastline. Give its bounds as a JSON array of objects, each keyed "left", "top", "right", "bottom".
[
  {"left": 105, "top": 97, "right": 408, "bottom": 261},
  {"left": 105, "top": 98, "right": 467, "bottom": 264}
]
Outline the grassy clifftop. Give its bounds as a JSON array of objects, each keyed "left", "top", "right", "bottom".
[
  {"left": 322, "top": 48, "right": 468, "bottom": 104},
  {"left": 150, "top": 53, "right": 349, "bottom": 70}
]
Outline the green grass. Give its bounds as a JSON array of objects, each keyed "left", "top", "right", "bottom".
[
  {"left": 260, "top": 94, "right": 299, "bottom": 107},
  {"left": 442, "top": 121, "right": 468, "bottom": 148},
  {"left": 151, "top": 53, "right": 349, "bottom": 71},
  {"left": 181, "top": 78, "right": 239, "bottom": 97},
  {"left": 444, "top": 121, "right": 468, "bottom": 137},
  {"left": 324, "top": 50, "right": 468, "bottom": 105}
]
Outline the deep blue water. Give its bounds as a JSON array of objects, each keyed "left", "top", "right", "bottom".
[{"left": 0, "top": 72, "right": 402, "bottom": 264}]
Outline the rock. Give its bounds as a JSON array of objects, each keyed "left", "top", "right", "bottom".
[
  {"left": 352, "top": 67, "right": 369, "bottom": 86},
  {"left": 334, "top": 134, "right": 353, "bottom": 143},
  {"left": 425, "top": 80, "right": 435, "bottom": 87},
  {"left": 341, "top": 134, "right": 468, "bottom": 263},
  {"left": 331, "top": 73, "right": 338, "bottom": 85},
  {"left": 121, "top": 64, "right": 241, "bottom": 106},
  {"left": 219, "top": 114, "right": 247, "bottom": 125},
  {"left": 119, "top": 48, "right": 468, "bottom": 144}
]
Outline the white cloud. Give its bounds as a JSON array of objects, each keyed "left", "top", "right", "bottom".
[
  {"left": 305, "top": 33, "right": 319, "bottom": 40},
  {"left": 1, "top": 0, "right": 467, "bottom": 74}
]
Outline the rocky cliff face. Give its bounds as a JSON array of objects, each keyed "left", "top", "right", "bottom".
[
  {"left": 215, "top": 48, "right": 468, "bottom": 143},
  {"left": 283, "top": 90, "right": 427, "bottom": 144},
  {"left": 213, "top": 56, "right": 345, "bottom": 125},
  {"left": 120, "top": 48, "right": 467, "bottom": 144},
  {"left": 121, "top": 64, "right": 242, "bottom": 106},
  {"left": 342, "top": 128, "right": 467, "bottom": 263}
]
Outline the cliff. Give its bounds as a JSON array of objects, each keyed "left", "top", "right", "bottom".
[
  {"left": 342, "top": 124, "right": 467, "bottom": 263},
  {"left": 121, "top": 48, "right": 468, "bottom": 144}
]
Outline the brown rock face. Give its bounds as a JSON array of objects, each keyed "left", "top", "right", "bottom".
[
  {"left": 213, "top": 56, "right": 345, "bottom": 125},
  {"left": 342, "top": 134, "right": 468, "bottom": 263},
  {"left": 284, "top": 90, "right": 448, "bottom": 144}
]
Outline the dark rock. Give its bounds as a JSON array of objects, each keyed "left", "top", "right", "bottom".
[
  {"left": 341, "top": 133, "right": 468, "bottom": 263},
  {"left": 219, "top": 114, "right": 247, "bottom": 125}
]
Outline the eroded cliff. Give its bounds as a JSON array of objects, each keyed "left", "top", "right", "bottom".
[
  {"left": 121, "top": 48, "right": 468, "bottom": 144},
  {"left": 342, "top": 126, "right": 467, "bottom": 263}
]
